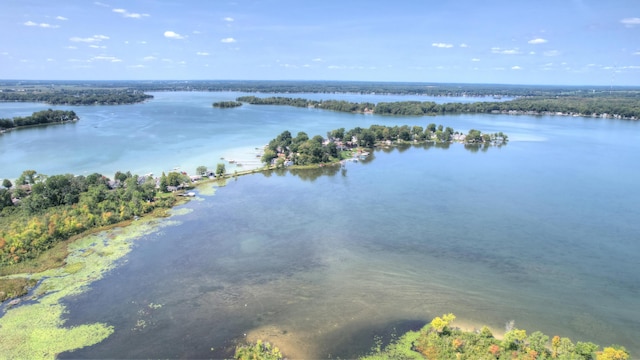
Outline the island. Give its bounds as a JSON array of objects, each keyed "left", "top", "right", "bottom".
[
  {"left": 0, "top": 109, "right": 78, "bottom": 133},
  {"left": 212, "top": 100, "right": 243, "bottom": 108},
  {"left": 0, "top": 87, "right": 153, "bottom": 105},
  {"left": 237, "top": 95, "right": 640, "bottom": 120}
]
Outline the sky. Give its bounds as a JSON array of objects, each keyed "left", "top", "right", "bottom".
[{"left": 1, "top": 0, "right": 639, "bottom": 86}]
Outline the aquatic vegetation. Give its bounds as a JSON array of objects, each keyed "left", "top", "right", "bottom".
[
  {"left": 235, "top": 340, "right": 283, "bottom": 360},
  {"left": 0, "top": 217, "right": 178, "bottom": 359}
]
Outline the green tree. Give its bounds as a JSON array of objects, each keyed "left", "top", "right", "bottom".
[
  {"left": 166, "top": 172, "right": 182, "bottom": 187},
  {"left": 196, "top": 166, "right": 208, "bottom": 175},
  {"left": 527, "top": 331, "right": 549, "bottom": 355},
  {"left": 503, "top": 329, "right": 527, "bottom": 351},
  {"left": 216, "top": 163, "right": 226, "bottom": 177},
  {"left": 329, "top": 127, "right": 345, "bottom": 140},
  {"left": 0, "top": 188, "right": 13, "bottom": 211},
  {"left": 2, "top": 179, "right": 12, "bottom": 189},
  {"left": 575, "top": 341, "right": 599, "bottom": 359},
  {"left": 261, "top": 149, "right": 277, "bottom": 165},
  {"left": 159, "top": 172, "right": 168, "bottom": 192},
  {"left": 17, "top": 170, "right": 39, "bottom": 185}
]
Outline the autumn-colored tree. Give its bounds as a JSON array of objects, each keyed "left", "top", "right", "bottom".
[
  {"left": 597, "top": 346, "right": 630, "bottom": 360},
  {"left": 552, "top": 335, "right": 561, "bottom": 358},
  {"left": 430, "top": 313, "right": 456, "bottom": 334}
]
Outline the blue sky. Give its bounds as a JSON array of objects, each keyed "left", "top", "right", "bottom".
[{"left": 1, "top": 0, "right": 639, "bottom": 85}]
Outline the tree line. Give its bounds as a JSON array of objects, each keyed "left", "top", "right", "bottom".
[
  {"left": 79, "top": 79, "right": 639, "bottom": 98},
  {"left": 0, "top": 89, "right": 153, "bottom": 105},
  {"left": 0, "top": 170, "right": 179, "bottom": 266},
  {"left": 0, "top": 109, "right": 78, "bottom": 131},
  {"left": 212, "top": 101, "right": 242, "bottom": 108},
  {"left": 261, "top": 124, "right": 507, "bottom": 166},
  {"left": 237, "top": 96, "right": 640, "bottom": 120},
  {"left": 361, "top": 313, "right": 630, "bottom": 360}
]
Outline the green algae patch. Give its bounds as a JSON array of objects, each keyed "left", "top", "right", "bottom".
[
  {"left": 0, "top": 302, "right": 114, "bottom": 359},
  {"left": 195, "top": 183, "right": 218, "bottom": 196},
  {"left": 195, "top": 177, "right": 229, "bottom": 197},
  {"left": 169, "top": 207, "right": 193, "bottom": 217},
  {"left": 0, "top": 216, "right": 177, "bottom": 359},
  {"left": 63, "top": 262, "right": 85, "bottom": 274}
]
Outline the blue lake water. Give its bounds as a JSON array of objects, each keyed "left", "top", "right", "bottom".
[{"left": 1, "top": 93, "right": 639, "bottom": 358}]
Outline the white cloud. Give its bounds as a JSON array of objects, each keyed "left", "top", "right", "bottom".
[
  {"left": 221, "top": 37, "right": 236, "bottom": 43},
  {"left": 127, "top": 12, "right": 150, "bottom": 18},
  {"left": 164, "top": 31, "right": 185, "bottom": 39},
  {"left": 432, "top": 42, "right": 453, "bottom": 48},
  {"left": 56, "top": 16, "right": 68, "bottom": 21},
  {"left": 196, "top": 52, "right": 209, "bottom": 56},
  {"left": 193, "top": 30, "right": 201, "bottom": 34},
  {"left": 94, "top": 2, "right": 110, "bottom": 7},
  {"left": 113, "top": 8, "right": 150, "bottom": 18},
  {"left": 328, "top": 65, "right": 346, "bottom": 69},
  {"left": 312, "top": 58, "right": 324, "bottom": 62},
  {"left": 544, "top": 50, "right": 560, "bottom": 57},
  {"left": 511, "top": 65, "right": 522, "bottom": 70},
  {"left": 143, "top": 56, "right": 157, "bottom": 61},
  {"left": 459, "top": 43, "right": 468, "bottom": 48},
  {"left": 89, "top": 45, "right": 107, "bottom": 49},
  {"left": 128, "top": 64, "right": 145, "bottom": 69},
  {"left": 46, "top": 58, "right": 55, "bottom": 62},
  {"left": 24, "top": 21, "right": 59, "bottom": 28},
  {"left": 491, "top": 47, "right": 521, "bottom": 55},
  {"left": 65, "top": 46, "right": 78, "bottom": 49},
  {"left": 471, "top": 58, "right": 480, "bottom": 62},
  {"left": 529, "top": 51, "right": 536, "bottom": 55},
  {"left": 70, "top": 35, "right": 110, "bottom": 43},
  {"left": 633, "top": 51, "right": 640, "bottom": 55},
  {"left": 528, "top": 38, "right": 548, "bottom": 44},
  {"left": 620, "top": 17, "right": 640, "bottom": 27},
  {"left": 224, "top": 17, "right": 234, "bottom": 22},
  {"left": 90, "top": 55, "right": 122, "bottom": 62}
]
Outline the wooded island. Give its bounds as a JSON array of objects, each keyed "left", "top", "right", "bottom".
[
  {"left": 0, "top": 109, "right": 78, "bottom": 132},
  {"left": 236, "top": 95, "right": 640, "bottom": 120}
]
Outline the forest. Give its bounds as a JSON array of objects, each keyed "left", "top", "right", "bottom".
[
  {"left": 261, "top": 124, "right": 507, "bottom": 167},
  {"left": 0, "top": 88, "right": 153, "bottom": 105},
  {"left": 235, "top": 314, "right": 629, "bottom": 360},
  {"left": 0, "top": 170, "right": 185, "bottom": 268},
  {"left": 237, "top": 95, "right": 640, "bottom": 120},
  {"left": 0, "top": 109, "right": 78, "bottom": 131}
]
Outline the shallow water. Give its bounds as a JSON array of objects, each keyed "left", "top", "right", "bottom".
[{"left": 2, "top": 93, "right": 639, "bottom": 358}]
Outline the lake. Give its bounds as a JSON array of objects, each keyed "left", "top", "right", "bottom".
[{"left": 1, "top": 92, "right": 639, "bottom": 358}]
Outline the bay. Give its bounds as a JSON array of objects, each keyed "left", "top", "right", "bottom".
[
  {"left": 0, "top": 92, "right": 506, "bottom": 181},
  {"left": 1, "top": 92, "right": 639, "bottom": 358}
]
